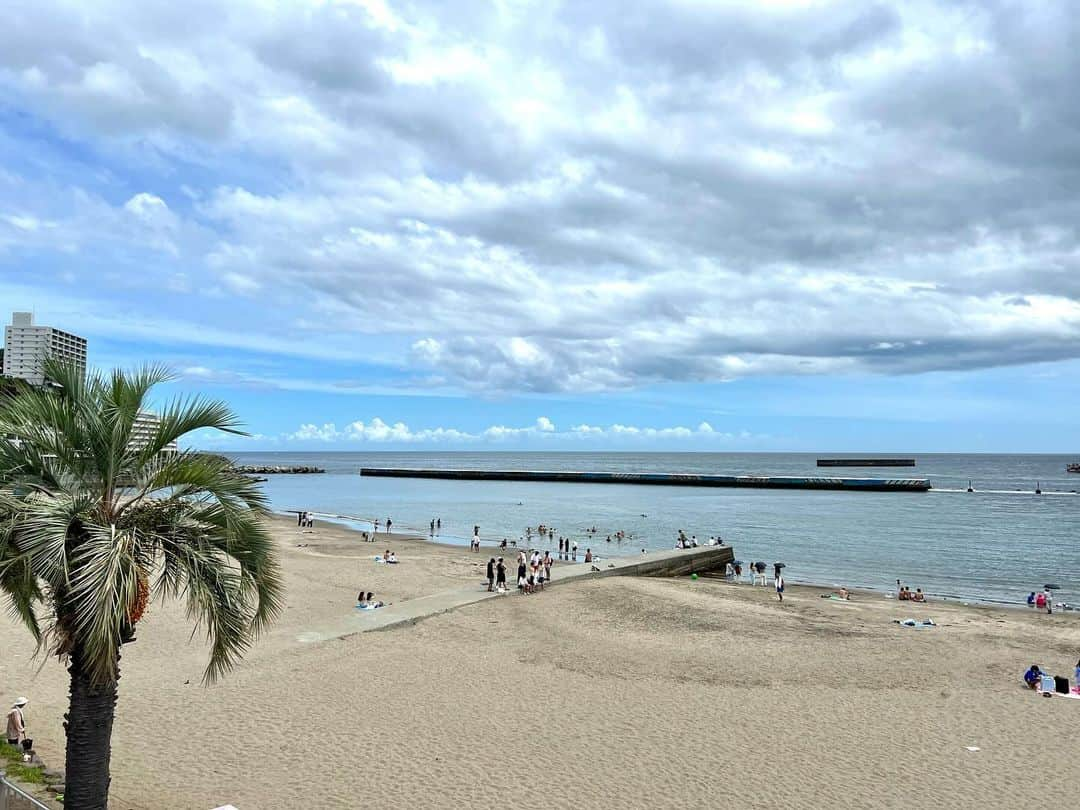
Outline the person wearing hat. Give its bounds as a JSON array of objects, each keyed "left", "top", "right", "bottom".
[{"left": 6, "top": 697, "right": 28, "bottom": 746}]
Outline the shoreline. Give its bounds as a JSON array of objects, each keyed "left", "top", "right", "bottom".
[{"left": 283, "top": 509, "right": 1056, "bottom": 613}]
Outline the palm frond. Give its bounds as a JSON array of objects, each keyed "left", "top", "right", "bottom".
[{"left": 0, "top": 360, "right": 282, "bottom": 687}]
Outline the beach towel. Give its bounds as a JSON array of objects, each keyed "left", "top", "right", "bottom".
[
  {"left": 1036, "top": 689, "right": 1080, "bottom": 700},
  {"left": 894, "top": 618, "right": 935, "bottom": 628}
]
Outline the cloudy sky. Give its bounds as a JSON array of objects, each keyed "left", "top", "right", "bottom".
[{"left": 2, "top": 0, "right": 1078, "bottom": 451}]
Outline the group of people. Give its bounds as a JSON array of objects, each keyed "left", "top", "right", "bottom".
[
  {"left": 296, "top": 511, "right": 315, "bottom": 528},
  {"left": 485, "top": 549, "right": 557, "bottom": 594},
  {"left": 429, "top": 517, "right": 442, "bottom": 534},
  {"left": 557, "top": 537, "right": 579, "bottom": 560},
  {"left": 377, "top": 550, "right": 398, "bottom": 564},
  {"left": 898, "top": 585, "right": 926, "bottom": 602},
  {"left": 1027, "top": 589, "right": 1055, "bottom": 614},
  {"left": 356, "top": 591, "right": 384, "bottom": 609},
  {"left": 674, "top": 530, "right": 724, "bottom": 549}
]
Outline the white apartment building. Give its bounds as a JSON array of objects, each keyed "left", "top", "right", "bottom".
[
  {"left": 3, "top": 311, "right": 87, "bottom": 386},
  {"left": 131, "top": 411, "right": 179, "bottom": 455}
]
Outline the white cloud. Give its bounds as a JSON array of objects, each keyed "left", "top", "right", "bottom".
[
  {"left": 2, "top": 0, "right": 1080, "bottom": 395},
  {"left": 282, "top": 416, "right": 748, "bottom": 444}
]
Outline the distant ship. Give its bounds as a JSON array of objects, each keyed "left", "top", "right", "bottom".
[{"left": 1069, "top": 463, "right": 1080, "bottom": 473}]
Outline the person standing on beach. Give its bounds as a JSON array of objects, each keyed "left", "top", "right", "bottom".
[
  {"left": 572, "top": 542, "right": 578, "bottom": 561},
  {"left": 386, "top": 518, "right": 392, "bottom": 534},
  {"left": 543, "top": 551, "right": 552, "bottom": 582},
  {"left": 496, "top": 558, "right": 507, "bottom": 592},
  {"left": 436, "top": 517, "right": 441, "bottom": 531},
  {"left": 1044, "top": 587, "right": 1053, "bottom": 614},
  {"left": 6, "top": 697, "right": 28, "bottom": 747},
  {"left": 430, "top": 519, "right": 435, "bottom": 535},
  {"left": 486, "top": 558, "right": 496, "bottom": 591},
  {"left": 776, "top": 573, "right": 785, "bottom": 602}
]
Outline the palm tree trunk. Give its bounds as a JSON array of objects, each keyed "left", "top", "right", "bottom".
[{"left": 63, "top": 644, "right": 120, "bottom": 810}]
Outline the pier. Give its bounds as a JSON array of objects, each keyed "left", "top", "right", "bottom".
[
  {"left": 817, "top": 458, "right": 916, "bottom": 467},
  {"left": 296, "top": 544, "right": 735, "bottom": 642},
  {"left": 359, "top": 467, "right": 931, "bottom": 492}
]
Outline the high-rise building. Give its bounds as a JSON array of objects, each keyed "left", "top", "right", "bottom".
[
  {"left": 3, "top": 312, "right": 87, "bottom": 386},
  {"left": 130, "top": 411, "right": 179, "bottom": 455}
]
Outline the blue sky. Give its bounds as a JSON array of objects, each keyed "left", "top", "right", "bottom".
[{"left": 2, "top": 1, "right": 1078, "bottom": 452}]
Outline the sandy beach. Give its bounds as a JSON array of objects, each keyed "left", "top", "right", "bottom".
[{"left": 3, "top": 514, "right": 1079, "bottom": 809}]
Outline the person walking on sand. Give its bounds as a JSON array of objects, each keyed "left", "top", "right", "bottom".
[
  {"left": 386, "top": 518, "right": 392, "bottom": 534},
  {"left": 486, "top": 557, "right": 495, "bottom": 591},
  {"left": 776, "top": 573, "right": 785, "bottom": 602},
  {"left": 6, "top": 697, "right": 28, "bottom": 747},
  {"left": 543, "top": 551, "right": 553, "bottom": 582}
]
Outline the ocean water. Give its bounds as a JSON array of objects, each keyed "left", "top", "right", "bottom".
[{"left": 227, "top": 452, "right": 1080, "bottom": 606}]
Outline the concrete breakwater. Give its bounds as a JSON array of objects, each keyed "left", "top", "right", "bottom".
[
  {"left": 817, "top": 458, "right": 916, "bottom": 467},
  {"left": 359, "top": 467, "right": 931, "bottom": 492},
  {"left": 234, "top": 465, "right": 326, "bottom": 475}
]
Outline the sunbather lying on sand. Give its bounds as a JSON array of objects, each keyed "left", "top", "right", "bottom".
[{"left": 357, "top": 592, "right": 384, "bottom": 609}]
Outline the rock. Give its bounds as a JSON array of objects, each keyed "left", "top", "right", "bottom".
[
  {"left": 43, "top": 768, "right": 64, "bottom": 780},
  {"left": 47, "top": 783, "right": 65, "bottom": 794}
]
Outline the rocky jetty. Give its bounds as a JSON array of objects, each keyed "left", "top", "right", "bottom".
[{"left": 233, "top": 465, "right": 326, "bottom": 475}]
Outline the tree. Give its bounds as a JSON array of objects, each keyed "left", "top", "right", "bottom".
[{"left": 0, "top": 361, "right": 282, "bottom": 809}]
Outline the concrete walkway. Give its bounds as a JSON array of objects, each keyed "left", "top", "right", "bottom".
[{"left": 294, "top": 544, "right": 733, "bottom": 644}]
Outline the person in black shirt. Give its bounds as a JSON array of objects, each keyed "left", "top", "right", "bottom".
[
  {"left": 486, "top": 558, "right": 495, "bottom": 591},
  {"left": 495, "top": 558, "right": 507, "bottom": 592}
]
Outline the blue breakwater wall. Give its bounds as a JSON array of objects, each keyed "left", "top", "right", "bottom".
[{"left": 358, "top": 468, "right": 931, "bottom": 492}]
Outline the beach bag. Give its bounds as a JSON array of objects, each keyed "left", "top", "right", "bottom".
[{"left": 1055, "top": 676, "right": 1070, "bottom": 694}]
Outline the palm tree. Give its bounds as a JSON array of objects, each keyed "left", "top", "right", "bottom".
[{"left": 0, "top": 361, "right": 282, "bottom": 810}]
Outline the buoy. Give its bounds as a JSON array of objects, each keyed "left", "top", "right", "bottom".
[
  {"left": 967, "top": 480, "right": 974, "bottom": 493},
  {"left": 690, "top": 573, "right": 698, "bottom": 581}
]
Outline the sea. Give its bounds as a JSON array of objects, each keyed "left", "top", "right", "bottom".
[{"left": 226, "top": 452, "right": 1080, "bottom": 607}]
